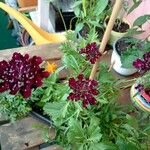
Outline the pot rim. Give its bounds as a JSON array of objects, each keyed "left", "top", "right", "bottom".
[
  {"left": 131, "top": 84, "right": 150, "bottom": 112},
  {"left": 141, "top": 90, "right": 150, "bottom": 102},
  {"left": 133, "top": 84, "right": 150, "bottom": 106}
]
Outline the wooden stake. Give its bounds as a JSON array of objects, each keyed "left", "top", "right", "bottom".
[{"left": 89, "top": 0, "right": 123, "bottom": 80}]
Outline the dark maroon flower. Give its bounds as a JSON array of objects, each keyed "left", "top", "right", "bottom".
[
  {"left": 79, "top": 42, "right": 102, "bottom": 64},
  {"left": 135, "top": 84, "right": 144, "bottom": 92},
  {"left": 0, "top": 52, "right": 50, "bottom": 98},
  {"left": 67, "top": 74, "right": 99, "bottom": 108},
  {"left": 133, "top": 51, "right": 150, "bottom": 73}
]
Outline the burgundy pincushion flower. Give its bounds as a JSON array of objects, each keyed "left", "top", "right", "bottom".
[
  {"left": 133, "top": 51, "right": 150, "bottom": 73},
  {"left": 79, "top": 42, "right": 102, "bottom": 64},
  {"left": 67, "top": 74, "right": 99, "bottom": 108},
  {"left": 0, "top": 52, "right": 50, "bottom": 98}
]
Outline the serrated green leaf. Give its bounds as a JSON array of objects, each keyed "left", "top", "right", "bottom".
[
  {"left": 63, "top": 54, "right": 80, "bottom": 73},
  {"left": 67, "top": 119, "right": 85, "bottom": 143},
  {"left": 43, "top": 101, "right": 69, "bottom": 120},
  {"left": 87, "top": 118, "right": 102, "bottom": 142},
  {"left": 89, "top": 142, "right": 117, "bottom": 150}
]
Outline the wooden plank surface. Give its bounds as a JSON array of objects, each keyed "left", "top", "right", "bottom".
[
  {"left": 18, "top": 6, "right": 37, "bottom": 13},
  {"left": 41, "top": 145, "right": 63, "bottom": 150},
  {"left": 0, "top": 117, "right": 55, "bottom": 150},
  {"left": 0, "top": 44, "right": 62, "bottom": 61}
]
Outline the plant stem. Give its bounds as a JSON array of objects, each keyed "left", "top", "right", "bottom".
[{"left": 57, "top": 1, "right": 67, "bottom": 31}]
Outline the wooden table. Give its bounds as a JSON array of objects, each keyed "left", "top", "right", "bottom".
[{"left": 0, "top": 43, "right": 133, "bottom": 149}]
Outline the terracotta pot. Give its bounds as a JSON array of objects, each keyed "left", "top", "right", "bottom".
[
  {"left": 17, "top": 0, "right": 37, "bottom": 8},
  {"left": 130, "top": 84, "right": 150, "bottom": 113},
  {"left": 111, "top": 38, "right": 137, "bottom": 76},
  {"left": 104, "top": 17, "right": 131, "bottom": 45}
]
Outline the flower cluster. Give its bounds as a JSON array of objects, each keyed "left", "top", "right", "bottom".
[
  {"left": 67, "top": 74, "right": 99, "bottom": 107},
  {"left": 79, "top": 42, "right": 102, "bottom": 64},
  {"left": 133, "top": 51, "right": 150, "bottom": 73},
  {"left": 0, "top": 52, "right": 50, "bottom": 98}
]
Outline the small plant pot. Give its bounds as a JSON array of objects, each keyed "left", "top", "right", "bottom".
[
  {"left": 130, "top": 84, "right": 150, "bottom": 113},
  {"left": 17, "top": 0, "right": 37, "bottom": 8},
  {"left": 111, "top": 39, "right": 137, "bottom": 76},
  {"left": 104, "top": 17, "right": 130, "bottom": 45}
]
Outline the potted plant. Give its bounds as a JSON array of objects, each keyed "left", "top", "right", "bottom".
[
  {"left": 104, "top": 17, "right": 131, "bottom": 45},
  {"left": 73, "top": 0, "right": 111, "bottom": 39},
  {"left": 111, "top": 37, "right": 141, "bottom": 76},
  {"left": 110, "top": 12, "right": 150, "bottom": 76},
  {"left": 130, "top": 51, "right": 150, "bottom": 113},
  {"left": 0, "top": 52, "right": 51, "bottom": 122},
  {"left": 40, "top": 32, "right": 149, "bottom": 149}
]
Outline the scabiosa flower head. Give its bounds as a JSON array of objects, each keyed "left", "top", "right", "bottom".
[
  {"left": 133, "top": 51, "right": 150, "bottom": 73},
  {"left": 67, "top": 74, "right": 99, "bottom": 108},
  {"left": 0, "top": 52, "right": 50, "bottom": 98},
  {"left": 79, "top": 42, "right": 102, "bottom": 64}
]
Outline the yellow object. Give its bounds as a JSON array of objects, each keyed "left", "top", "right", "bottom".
[
  {"left": 46, "top": 62, "right": 57, "bottom": 73},
  {"left": 0, "top": 2, "right": 66, "bottom": 45}
]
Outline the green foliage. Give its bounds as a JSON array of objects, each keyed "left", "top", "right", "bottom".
[
  {"left": 127, "top": 1, "right": 141, "bottom": 14},
  {"left": 133, "top": 15, "right": 150, "bottom": 27},
  {"left": 39, "top": 32, "right": 150, "bottom": 149},
  {"left": 73, "top": 0, "right": 111, "bottom": 36},
  {"left": 43, "top": 62, "right": 148, "bottom": 149},
  {"left": 0, "top": 92, "right": 31, "bottom": 122},
  {"left": 120, "top": 38, "right": 150, "bottom": 68}
]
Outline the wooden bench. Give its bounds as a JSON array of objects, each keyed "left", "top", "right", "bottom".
[{"left": 0, "top": 44, "right": 133, "bottom": 149}]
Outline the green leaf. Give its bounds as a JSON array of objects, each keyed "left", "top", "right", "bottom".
[
  {"left": 82, "top": 0, "right": 86, "bottom": 17},
  {"left": 63, "top": 54, "right": 80, "bottom": 73},
  {"left": 126, "top": 114, "right": 138, "bottom": 129},
  {"left": 74, "top": 6, "right": 81, "bottom": 17},
  {"left": 127, "top": 1, "right": 141, "bottom": 14},
  {"left": 75, "top": 22, "right": 84, "bottom": 33},
  {"left": 126, "top": 28, "right": 145, "bottom": 36},
  {"left": 116, "top": 137, "right": 140, "bottom": 150},
  {"left": 67, "top": 119, "right": 85, "bottom": 143},
  {"left": 89, "top": 142, "right": 117, "bottom": 150},
  {"left": 87, "top": 118, "right": 102, "bottom": 142},
  {"left": 94, "top": 0, "right": 108, "bottom": 16},
  {"left": 43, "top": 101, "right": 69, "bottom": 120},
  {"left": 133, "top": 15, "right": 150, "bottom": 27}
]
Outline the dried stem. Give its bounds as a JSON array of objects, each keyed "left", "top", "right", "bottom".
[{"left": 89, "top": 0, "right": 123, "bottom": 80}]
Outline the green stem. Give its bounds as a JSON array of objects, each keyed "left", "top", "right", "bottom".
[{"left": 57, "top": 1, "right": 67, "bottom": 31}]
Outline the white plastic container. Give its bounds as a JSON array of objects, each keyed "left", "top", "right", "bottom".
[{"left": 111, "top": 39, "right": 137, "bottom": 76}]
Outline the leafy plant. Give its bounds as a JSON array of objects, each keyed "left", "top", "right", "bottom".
[
  {"left": 42, "top": 31, "right": 149, "bottom": 149},
  {"left": 0, "top": 53, "right": 50, "bottom": 121},
  {"left": 117, "top": 37, "right": 150, "bottom": 69},
  {"left": 73, "top": 0, "right": 111, "bottom": 37}
]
